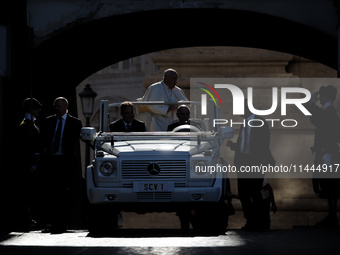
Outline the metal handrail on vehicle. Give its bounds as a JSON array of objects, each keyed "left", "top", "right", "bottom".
[
  {"left": 96, "top": 131, "right": 216, "bottom": 141},
  {"left": 95, "top": 131, "right": 218, "bottom": 156},
  {"left": 108, "top": 101, "right": 199, "bottom": 107},
  {"left": 99, "top": 100, "right": 210, "bottom": 132}
]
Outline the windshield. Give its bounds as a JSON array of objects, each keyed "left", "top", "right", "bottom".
[{"left": 94, "top": 131, "right": 217, "bottom": 155}]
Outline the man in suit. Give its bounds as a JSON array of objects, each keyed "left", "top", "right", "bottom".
[
  {"left": 227, "top": 99, "right": 275, "bottom": 230},
  {"left": 41, "top": 97, "right": 82, "bottom": 233},
  {"left": 109, "top": 101, "right": 146, "bottom": 132}
]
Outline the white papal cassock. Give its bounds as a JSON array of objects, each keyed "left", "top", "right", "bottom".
[{"left": 142, "top": 81, "right": 188, "bottom": 131}]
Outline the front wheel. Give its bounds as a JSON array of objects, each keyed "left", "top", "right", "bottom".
[
  {"left": 190, "top": 202, "right": 229, "bottom": 234},
  {"left": 87, "top": 204, "right": 119, "bottom": 235}
]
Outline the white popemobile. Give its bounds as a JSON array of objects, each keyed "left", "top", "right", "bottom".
[{"left": 81, "top": 100, "right": 233, "bottom": 234}]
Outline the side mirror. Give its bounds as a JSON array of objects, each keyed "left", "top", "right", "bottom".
[
  {"left": 218, "top": 126, "right": 234, "bottom": 139},
  {"left": 80, "top": 127, "right": 96, "bottom": 141}
]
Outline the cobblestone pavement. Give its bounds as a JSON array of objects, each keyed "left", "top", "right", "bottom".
[{"left": 0, "top": 228, "right": 339, "bottom": 255}]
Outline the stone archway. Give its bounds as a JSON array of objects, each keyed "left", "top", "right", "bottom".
[
  {"left": 74, "top": 43, "right": 338, "bottom": 228},
  {"left": 31, "top": 8, "right": 337, "bottom": 110},
  {"left": 6, "top": 7, "right": 337, "bottom": 230}
]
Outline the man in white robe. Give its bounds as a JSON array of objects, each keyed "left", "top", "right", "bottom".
[{"left": 142, "top": 69, "right": 188, "bottom": 131}]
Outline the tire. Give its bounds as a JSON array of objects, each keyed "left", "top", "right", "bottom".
[
  {"left": 87, "top": 204, "right": 118, "bottom": 235},
  {"left": 191, "top": 202, "right": 228, "bottom": 234}
]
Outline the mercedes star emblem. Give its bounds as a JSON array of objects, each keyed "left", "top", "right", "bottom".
[{"left": 147, "top": 162, "right": 161, "bottom": 176}]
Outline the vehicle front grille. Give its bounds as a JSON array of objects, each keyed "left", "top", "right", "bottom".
[
  {"left": 121, "top": 160, "right": 187, "bottom": 179},
  {"left": 136, "top": 192, "right": 172, "bottom": 201}
]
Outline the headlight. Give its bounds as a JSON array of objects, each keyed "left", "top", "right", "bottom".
[
  {"left": 194, "top": 160, "right": 207, "bottom": 175},
  {"left": 100, "top": 161, "right": 116, "bottom": 176}
]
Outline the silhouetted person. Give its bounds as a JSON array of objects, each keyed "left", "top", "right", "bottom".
[
  {"left": 306, "top": 85, "right": 340, "bottom": 227},
  {"left": 167, "top": 105, "right": 202, "bottom": 132},
  {"left": 109, "top": 101, "right": 146, "bottom": 132},
  {"left": 261, "top": 179, "right": 277, "bottom": 229},
  {"left": 233, "top": 178, "right": 276, "bottom": 230},
  {"left": 226, "top": 99, "right": 275, "bottom": 231},
  {"left": 40, "top": 97, "right": 82, "bottom": 233},
  {"left": 167, "top": 105, "right": 190, "bottom": 131},
  {"left": 16, "top": 98, "right": 42, "bottom": 229}
]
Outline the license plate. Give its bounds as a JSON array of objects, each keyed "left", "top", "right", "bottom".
[{"left": 133, "top": 182, "right": 174, "bottom": 192}]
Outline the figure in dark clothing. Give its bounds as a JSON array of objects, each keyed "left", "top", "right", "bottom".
[
  {"left": 227, "top": 99, "right": 275, "bottom": 231},
  {"left": 167, "top": 105, "right": 202, "bottom": 132},
  {"left": 167, "top": 105, "right": 190, "bottom": 131},
  {"left": 109, "top": 101, "right": 146, "bottom": 132},
  {"left": 305, "top": 85, "right": 340, "bottom": 227},
  {"left": 261, "top": 179, "right": 277, "bottom": 229},
  {"left": 16, "top": 98, "right": 42, "bottom": 229},
  {"left": 40, "top": 97, "right": 82, "bottom": 233}
]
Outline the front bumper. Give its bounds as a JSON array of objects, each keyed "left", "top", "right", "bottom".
[
  {"left": 86, "top": 166, "right": 222, "bottom": 205},
  {"left": 88, "top": 186, "right": 221, "bottom": 203}
]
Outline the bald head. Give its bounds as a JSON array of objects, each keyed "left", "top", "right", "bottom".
[{"left": 176, "top": 104, "right": 190, "bottom": 124}]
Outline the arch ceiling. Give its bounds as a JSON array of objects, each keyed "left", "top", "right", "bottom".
[{"left": 32, "top": 9, "right": 337, "bottom": 98}]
